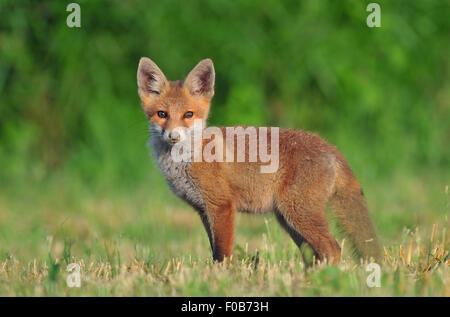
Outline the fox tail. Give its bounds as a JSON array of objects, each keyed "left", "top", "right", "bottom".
[{"left": 330, "top": 159, "right": 383, "bottom": 262}]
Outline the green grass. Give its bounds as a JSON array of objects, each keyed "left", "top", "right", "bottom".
[
  {"left": 1, "top": 0, "right": 448, "bottom": 297},
  {"left": 0, "top": 171, "right": 448, "bottom": 296}
]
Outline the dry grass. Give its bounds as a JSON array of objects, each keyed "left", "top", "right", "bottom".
[
  {"left": 0, "top": 221, "right": 447, "bottom": 296},
  {"left": 0, "top": 174, "right": 447, "bottom": 296}
]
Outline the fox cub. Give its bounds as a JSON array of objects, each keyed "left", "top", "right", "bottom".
[{"left": 137, "top": 57, "right": 382, "bottom": 264}]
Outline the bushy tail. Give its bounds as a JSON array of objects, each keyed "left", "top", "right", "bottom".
[{"left": 330, "top": 161, "right": 383, "bottom": 262}]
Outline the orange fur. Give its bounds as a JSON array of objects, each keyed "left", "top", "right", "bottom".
[{"left": 137, "top": 57, "right": 382, "bottom": 264}]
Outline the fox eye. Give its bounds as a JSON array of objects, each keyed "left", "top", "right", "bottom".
[
  {"left": 184, "top": 111, "right": 194, "bottom": 118},
  {"left": 157, "top": 111, "right": 168, "bottom": 118}
]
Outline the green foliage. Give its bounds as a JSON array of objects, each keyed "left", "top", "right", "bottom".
[
  {"left": 0, "top": 0, "right": 448, "bottom": 189},
  {"left": 0, "top": 0, "right": 448, "bottom": 297}
]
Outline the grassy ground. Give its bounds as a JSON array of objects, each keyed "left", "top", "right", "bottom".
[{"left": 0, "top": 171, "right": 448, "bottom": 296}]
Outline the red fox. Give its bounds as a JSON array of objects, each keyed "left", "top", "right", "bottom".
[{"left": 137, "top": 57, "right": 382, "bottom": 264}]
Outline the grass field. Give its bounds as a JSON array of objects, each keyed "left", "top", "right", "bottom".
[
  {"left": 0, "top": 169, "right": 448, "bottom": 296},
  {"left": 1, "top": 0, "right": 448, "bottom": 298}
]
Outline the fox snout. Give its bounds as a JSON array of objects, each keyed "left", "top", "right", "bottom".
[
  {"left": 165, "top": 130, "right": 181, "bottom": 144},
  {"left": 163, "top": 128, "right": 188, "bottom": 145},
  {"left": 150, "top": 122, "right": 192, "bottom": 146}
]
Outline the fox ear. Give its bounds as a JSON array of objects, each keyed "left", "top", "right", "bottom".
[
  {"left": 184, "top": 58, "right": 215, "bottom": 100},
  {"left": 137, "top": 57, "right": 168, "bottom": 101}
]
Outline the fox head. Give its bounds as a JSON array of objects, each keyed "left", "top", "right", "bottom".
[{"left": 137, "top": 57, "right": 215, "bottom": 144}]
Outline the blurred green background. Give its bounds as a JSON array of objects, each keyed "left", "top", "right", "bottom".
[{"left": 0, "top": 0, "right": 448, "bottom": 264}]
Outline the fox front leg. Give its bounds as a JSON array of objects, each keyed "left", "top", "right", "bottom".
[{"left": 200, "top": 202, "right": 236, "bottom": 262}]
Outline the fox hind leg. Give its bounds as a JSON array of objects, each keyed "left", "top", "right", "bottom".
[
  {"left": 275, "top": 211, "right": 312, "bottom": 265},
  {"left": 274, "top": 211, "right": 306, "bottom": 249},
  {"left": 275, "top": 200, "right": 341, "bottom": 264}
]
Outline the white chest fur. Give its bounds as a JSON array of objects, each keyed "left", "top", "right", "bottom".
[{"left": 149, "top": 133, "right": 205, "bottom": 212}]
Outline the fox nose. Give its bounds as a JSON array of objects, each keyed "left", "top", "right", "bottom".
[{"left": 168, "top": 131, "right": 181, "bottom": 144}]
